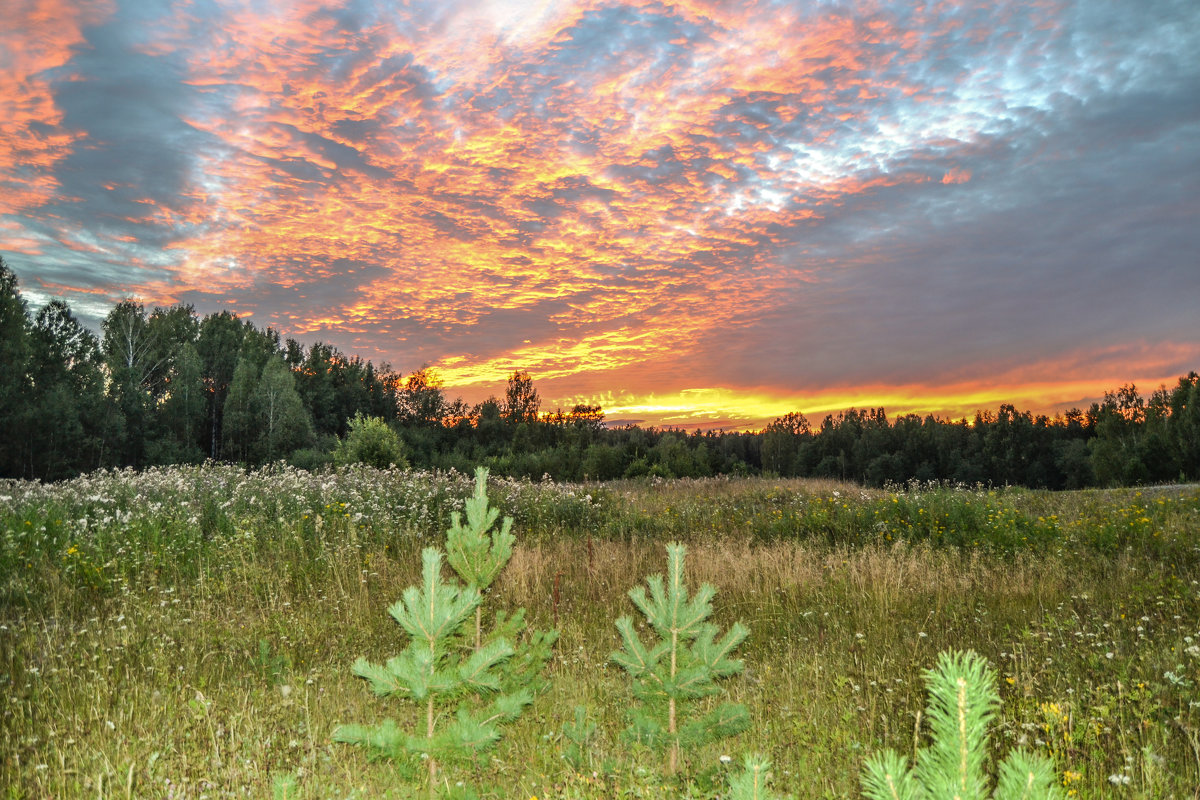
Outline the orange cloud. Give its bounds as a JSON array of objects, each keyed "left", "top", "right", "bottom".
[
  {"left": 0, "top": 0, "right": 115, "bottom": 216},
  {"left": 942, "top": 167, "right": 971, "bottom": 184},
  {"left": 5, "top": 0, "right": 1193, "bottom": 435}
]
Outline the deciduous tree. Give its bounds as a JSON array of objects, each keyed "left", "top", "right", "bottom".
[{"left": 502, "top": 370, "right": 540, "bottom": 425}]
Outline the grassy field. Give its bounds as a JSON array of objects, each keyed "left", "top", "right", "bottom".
[{"left": 2, "top": 464, "right": 1199, "bottom": 798}]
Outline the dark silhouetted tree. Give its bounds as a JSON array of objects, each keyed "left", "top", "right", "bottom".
[
  {"left": 399, "top": 366, "right": 448, "bottom": 427},
  {"left": 0, "top": 258, "right": 32, "bottom": 477},
  {"left": 222, "top": 354, "right": 259, "bottom": 463},
  {"left": 28, "top": 300, "right": 111, "bottom": 478},
  {"left": 150, "top": 342, "right": 206, "bottom": 464},
  {"left": 197, "top": 311, "right": 247, "bottom": 459},
  {"left": 761, "top": 411, "right": 810, "bottom": 475},
  {"left": 502, "top": 370, "right": 540, "bottom": 425}
]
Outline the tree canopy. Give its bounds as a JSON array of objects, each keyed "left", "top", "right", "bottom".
[{"left": 1, "top": 255, "right": 1197, "bottom": 488}]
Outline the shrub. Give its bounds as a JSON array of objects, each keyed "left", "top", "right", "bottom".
[{"left": 333, "top": 413, "right": 406, "bottom": 469}]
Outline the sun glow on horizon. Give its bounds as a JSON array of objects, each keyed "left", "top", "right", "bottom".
[{"left": 525, "top": 369, "right": 1195, "bottom": 432}]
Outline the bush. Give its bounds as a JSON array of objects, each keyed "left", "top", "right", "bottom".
[{"left": 333, "top": 413, "right": 406, "bottom": 469}]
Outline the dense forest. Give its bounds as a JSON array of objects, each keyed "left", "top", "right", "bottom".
[{"left": 2, "top": 257, "right": 1197, "bottom": 487}]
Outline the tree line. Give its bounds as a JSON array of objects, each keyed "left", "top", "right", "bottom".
[{"left": 2, "top": 257, "right": 1197, "bottom": 487}]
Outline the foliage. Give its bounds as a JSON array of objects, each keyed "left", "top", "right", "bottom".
[
  {"left": 1, "top": 260, "right": 1197, "bottom": 487},
  {"left": 334, "top": 412, "right": 406, "bottom": 470},
  {"left": 611, "top": 542, "right": 750, "bottom": 775},
  {"left": 727, "top": 754, "right": 792, "bottom": 800},
  {"left": 445, "top": 467, "right": 515, "bottom": 596},
  {"left": 332, "top": 468, "right": 551, "bottom": 798},
  {"left": 502, "top": 370, "right": 540, "bottom": 425},
  {"left": 445, "top": 465, "right": 514, "bottom": 652},
  {"left": 444, "top": 467, "right": 558, "bottom": 695},
  {"left": 333, "top": 548, "right": 524, "bottom": 795},
  {"left": 861, "top": 650, "right": 1063, "bottom": 800},
  {"left": 561, "top": 705, "right": 597, "bottom": 772}
]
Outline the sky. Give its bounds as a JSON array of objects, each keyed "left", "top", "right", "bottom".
[{"left": 2, "top": 0, "right": 1199, "bottom": 430}]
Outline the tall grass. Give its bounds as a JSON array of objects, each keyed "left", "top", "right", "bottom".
[{"left": 2, "top": 466, "right": 1198, "bottom": 797}]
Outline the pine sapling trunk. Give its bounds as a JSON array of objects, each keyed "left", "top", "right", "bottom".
[
  {"left": 669, "top": 627, "right": 679, "bottom": 775},
  {"left": 475, "top": 605, "right": 482, "bottom": 651},
  {"left": 956, "top": 675, "right": 969, "bottom": 795},
  {"left": 427, "top": 695, "right": 437, "bottom": 800}
]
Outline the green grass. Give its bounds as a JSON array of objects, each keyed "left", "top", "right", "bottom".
[{"left": 2, "top": 466, "right": 1199, "bottom": 798}]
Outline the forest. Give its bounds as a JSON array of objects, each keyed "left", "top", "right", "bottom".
[{"left": 2, "top": 256, "right": 1198, "bottom": 487}]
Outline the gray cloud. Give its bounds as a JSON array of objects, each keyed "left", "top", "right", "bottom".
[{"left": 2, "top": 0, "right": 1198, "bottom": 421}]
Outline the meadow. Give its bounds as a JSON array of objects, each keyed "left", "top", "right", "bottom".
[{"left": 2, "top": 464, "right": 1199, "bottom": 798}]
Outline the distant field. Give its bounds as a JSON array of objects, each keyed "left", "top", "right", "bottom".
[{"left": 3, "top": 465, "right": 1199, "bottom": 798}]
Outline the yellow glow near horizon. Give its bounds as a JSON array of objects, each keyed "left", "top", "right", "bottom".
[{"left": 539, "top": 372, "right": 1192, "bottom": 431}]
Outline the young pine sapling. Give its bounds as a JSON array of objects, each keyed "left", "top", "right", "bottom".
[
  {"left": 860, "top": 649, "right": 1064, "bottom": 800},
  {"left": 726, "top": 754, "right": 792, "bottom": 800},
  {"left": 333, "top": 549, "right": 524, "bottom": 797},
  {"left": 334, "top": 468, "right": 554, "bottom": 798},
  {"left": 611, "top": 542, "right": 750, "bottom": 775},
  {"left": 445, "top": 467, "right": 558, "bottom": 698},
  {"left": 445, "top": 467, "right": 515, "bottom": 650}
]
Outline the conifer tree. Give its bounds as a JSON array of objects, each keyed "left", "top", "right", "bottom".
[
  {"left": 445, "top": 467, "right": 515, "bottom": 649},
  {"left": 611, "top": 542, "right": 750, "bottom": 775},
  {"left": 860, "top": 649, "right": 1064, "bottom": 800},
  {"left": 726, "top": 754, "right": 792, "bottom": 800},
  {"left": 445, "top": 467, "right": 558, "bottom": 700},
  {"left": 335, "top": 468, "right": 554, "bottom": 798},
  {"left": 333, "top": 549, "right": 524, "bottom": 797}
]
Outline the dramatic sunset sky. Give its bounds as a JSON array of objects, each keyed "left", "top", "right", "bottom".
[{"left": 3, "top": 0, "right": 1198, "bottom": 429}]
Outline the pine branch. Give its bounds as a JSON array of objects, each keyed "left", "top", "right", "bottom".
[
  {"left": 350, "top": 656, "right": 408, "bottom": 698},
  {"left": 693, "top": 620, "right": 750, "bottom": 677},
  {"left": 331, "top": 719, "right": 407, "bottom": 760},
  {"left": 677, "top": 702, "right": 750, "bottom": 747},
  {"left": 861, "top": 750, "right": 924, "bottom": 800},
  {"left": 457, "top": 638, "right": 514, "bottom": 692},
  {"left": 483, "top": 689, "right": 534, "bottom": 725},
  {"left": 994, "top": 750, "right": 1064, "bottom": 800},
  {"left": 916, "top": 650, "right": 997, "bottom": 800},
  {"left": 612, "top": 615, "right": 659, "bottom": 677}
]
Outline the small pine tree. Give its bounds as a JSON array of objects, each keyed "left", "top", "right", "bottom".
[
  {"left": 561, "top": 705, "right": 597, "bottom": 771},
  {"left": 611, "top": 542, "right": 750, "bottom": 775},
  {"left": 445, "top": 467, "right": 515, "bottom": 649},
  {"left": 333, "top": 549, "right": 523, "bottom": 797},
  {"left": 334, "top": 468, "right": 554, "bottom": 798},
  {"left": 726, "top": 754, "right": 792, "bottom": 800},
  {"left": 444, "top": 467, "right": 558, "bottom": 697},
  {"left": 860, "top": 649, "right": 1064, "bottom": 800}
]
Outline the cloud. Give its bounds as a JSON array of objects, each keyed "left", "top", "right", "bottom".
[{"left": 1, "top": 0, "right": 1198, "bottom": 426}]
